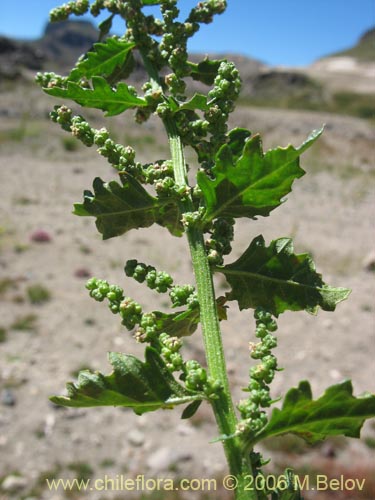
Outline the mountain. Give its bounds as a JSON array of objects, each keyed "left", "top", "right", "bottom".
[
  {"left": 323, "top": 27, "right": 375, "bottom": 62},
  {"left": 0, "top": 21, "right": 373, "bottom": 119}
]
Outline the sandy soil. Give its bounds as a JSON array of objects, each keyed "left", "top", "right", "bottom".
[{"left": 0, "top": 88, "right": 374, "bottom": 499}]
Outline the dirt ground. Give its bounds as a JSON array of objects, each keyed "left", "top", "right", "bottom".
[{"left": 0, "top": 85, "right": 374, "bottom": 500}]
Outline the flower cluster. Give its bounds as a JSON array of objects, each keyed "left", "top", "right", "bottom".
[
  {"left": 124, "top": 259, "right": 173, "bottom": 293},
  {"left": 85, "top": 277, "right": 143, "bottom": 329},
  {"left": 206, "top": 217, "right": 235, "bottom": 265},
  {"left": 183, "top": 360, "right": 222, "bottom": 397},
  {"left": 237, "top": 308, "right": 278, "bottom": 435},
  {"left": 173, "top": 60, "right": 241, "bottom": 170},
  {"left": 35, "top": 72, "right": 68, "bottom": 89},
  {"left": 49, "top": 105, "right": 144, "bottom": 178},
  {"left": 49, "top": 0, "right": 90, "bottom": 22},
  {"left": 159, "top": 332, "right": 183, "bottom": 372}
]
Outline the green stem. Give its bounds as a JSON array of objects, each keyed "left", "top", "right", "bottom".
[{"left": 139, "top": 50, "right": 258, "bottom": 500}]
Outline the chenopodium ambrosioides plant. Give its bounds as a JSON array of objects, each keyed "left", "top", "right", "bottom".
[{"left": 36, "top": 1, "right": 375, "bottom": 498}]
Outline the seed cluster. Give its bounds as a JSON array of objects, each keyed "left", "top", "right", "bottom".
[
  {"left": 124, "top": 259, "right": 173, "bottom": 293},
  {"left": 40, "top": 0, "right": 241, "bottom": 173},
  {"left": 205, "top": 217, "right": 235, "bottom": 265},
  {"left": 237, "top": 308, "right": 279, "bottom": 435}
]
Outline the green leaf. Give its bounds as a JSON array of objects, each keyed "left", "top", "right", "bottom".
[
  {"left": 51, "top": 347, "right": 204, "bottom": 414},
  {"left": 217, "top": 235, "right": 350, "bottom": 315},
  {"left": 198, "top": 128, "right": 323, "bottom": 222},
  {"left": 69, "top": 38, "right": 135, "bottom": 81},
  {"left": 98, "top": 14, "right": 115, "bottom": 39},
  {"left": 271, "top": 469, "right": 302, "bottom": 500},
  {"left": 142, "top": 0, "right": 160, "bottom": 4},
  {"left": 181, "top": 400, "right": 202, "bottom": 419},
  {"left": 179, "top": 93, "right": 210, "bottom": 111},
  {"left": 74, "top": 176, "right": 182, "bottom": 239},
  {"left": 152, "top": 308, "right": 200, "bottom": 338},
  {"left": 187, "top": 58, "right": 223, "bottom": 85},
  {"left": 248, "top": 380, "right": 375, "bottom": 448},
  {"left": 44, "top": 76, "right": 147, "bottom": 116}
]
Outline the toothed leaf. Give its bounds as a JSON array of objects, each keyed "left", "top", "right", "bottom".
[
  {"left": 198, "top": 128, "right": 323, "bottom": 222},
  {"left": 69, "top": 38, "right": 135, "bottom": 81},
  {"left": 248, "top": 380, "right": 375, "bottom": 447},
  {"left": 51, "top": 347, "right": 204, "bottom": 414},
  {"left": 217, "top": 235, "right": 350, "bottom": 315},
  {"left": 74, "top": 176, "right": 182, "bottom": 239},
  {"left": 44, "top": 76, "right": 147, "bottom": 116}
]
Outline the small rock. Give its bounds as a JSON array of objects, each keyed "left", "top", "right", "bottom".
[
  {"left": 147, "top": 447, "right": 175, "bottom": 471},
  {"left": 329, "top": 369, "right": 342, "bottom": 381},
  {"left": 322, "top": 319, "right": 333, "bottom": 330},
  {"left": 0, "top": 435, "right": 8, "bottom": 446},
  {"left": 1, "top": 388, "right": 16, "bottom": 406},
  {"left": 127, "top": 429, "right": 145, "bottom": 447},
  {"left": 1, "top": 475, "right": 27, "bottom": 492},
  {"left": 177, "top": 423, "right": 194, "bottom": 436},
  {"left": 363, "top": 251, "right": 375, "bottom": 272},
  {"left": 74, "top": 267, "right": 91, "bottom": 278},
  {"left": 320, "top": 442, "right": 336, "bottom": 458},
  {"left": 44, "top": 414, "right": 56, "bottom": 435},
  {"left": 30, "top": 229, "right": 52, "bottom": 243},
  {"left": 146, "top": 447, "right": 192, "bottom": 472}
]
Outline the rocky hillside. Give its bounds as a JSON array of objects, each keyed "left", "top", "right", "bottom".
[
  {"left": 0, "top": 20, "right": 374, "bottom": 118},
  {"left": 324, "top": 26, "right": 375, "bottom": 62}
]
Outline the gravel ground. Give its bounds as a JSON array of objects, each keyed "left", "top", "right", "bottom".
[{"left": 0, "top": 94, "right": 374, "bottom": 500}]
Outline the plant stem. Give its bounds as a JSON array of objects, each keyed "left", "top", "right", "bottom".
[
  {"left": 166, "top": 120, "right": 257, "bottom": 500},
  {"left": 139, "top": 51, "right": 258, "bottom": 500}
]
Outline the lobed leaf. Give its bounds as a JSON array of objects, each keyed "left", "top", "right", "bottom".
[
  {"left": 248, "top": 380, "right": 375, "bottom": 447},
  {"left": 69, "top": 38, "right": 135, "bottom": 82},
  {"left": 74, "top": 176, "right": 183, "bottom": 239},
  {"left": 51, "top": 347, "right": 204, "bottom": 414},
  {"left": 44, "top": 76, "right": 147, "bottom": 116},
  {"left": 217, "top": 235, "right": 350, "bottom": 315},
  {"left": 198, "top": 128, "right": 323, "bottom": 222}
]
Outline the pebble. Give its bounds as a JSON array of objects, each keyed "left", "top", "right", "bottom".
[
  {"left": 363, "top": 251, "right": 375, "bottom": 272},
  {"left": 177, "top": 423, "right": 194, "bottom": 436},
  {"left": 74, "top": 267, "right": 91, "bottom": 278},
  {"left": 30, "top": 229, "right": 52, "bottom": 243},
  {"left": 146, "top": 447, "right": 192, "bottom": 472},
  {"left": 1, "top": 475, "right": 27, "bottom": 492},
  {"left": 127, "top": 429, "right": 145, "bottom": 447},
  {"left": 1, "top": 388, "right": 16, "bottom": 406}
]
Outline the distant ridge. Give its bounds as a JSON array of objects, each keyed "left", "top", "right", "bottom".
[{"left": 321, "top": 26, "right": 375, "bottom": 62}]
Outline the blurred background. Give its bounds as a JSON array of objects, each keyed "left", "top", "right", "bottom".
[{"left": 0, "top": 1, "right": 374, "bottom": 499}]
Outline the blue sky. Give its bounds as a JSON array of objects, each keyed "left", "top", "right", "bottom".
[{"left": 1, "top": 0, "right": 374, "bottom": 66}]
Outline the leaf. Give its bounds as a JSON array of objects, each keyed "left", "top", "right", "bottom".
[
  {"left": 150, "top": 295, "right": 228, "bottom": 337},
  {"left": 44, "top": 76, "right": 147, "bottom": 116},
  {"left": 248, "top": 380, "right": 375, "bottom": 448},
  {"left": 74, "top": 176, "right": 182, "bottom": 239},
  {"left": 181, "top": 400, "right": 202, "bottom": 419},
  {"left": 98, "top": 14, "right": 115, "bottom": 39},
  {"left": 271, "top": 469, "right": 302, "bottom": 500},
  {"left": 188, "top": 58, "right": 223, "bottom": 85},
  {"left": 198, "top": 128, "right": 323, "bottom": 222},
  {"left": 69, "top": 38, "right": 135, "bottom": 81},
  {"left": 152, "top": 308, "right": 200, "bottom": 338},
  {"left": 179, "top": 93, "right": 210, "bottom": 111},
  {"left": 51, "top": 347, "right": 204, "bottom": 414},
  {"left": 142, "top": 0, "right": 160, "bottom": 4},
  {"left": 217, "top": 235, "right": 350, "bottom": 315}
]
